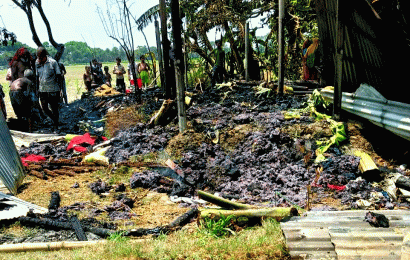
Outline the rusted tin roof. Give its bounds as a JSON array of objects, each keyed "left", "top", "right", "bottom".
[{"left": 314, "top": 0, "right": 410, "bottom": 104}]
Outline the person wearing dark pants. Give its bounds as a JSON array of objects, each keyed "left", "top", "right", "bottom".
[
  {"left": 211, "top": 40, "right": 226, "bottom": 88},
  {"left": 36, "top": 47, "right": 61, "bottom": 129}
]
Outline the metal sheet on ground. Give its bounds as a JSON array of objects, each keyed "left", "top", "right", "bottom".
[{"left": 281, "top": 210, "right": 410, "bottom": 260}]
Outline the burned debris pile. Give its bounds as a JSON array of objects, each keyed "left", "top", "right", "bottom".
[
  {"left": 105, "top": 124, "right": 174, "bottom": 164},
  {"left": 6, "top": 82, "right": 409, "bottom": 246},
  {"left": 19, "top": 84, "right": 402, "bottom": 209}
]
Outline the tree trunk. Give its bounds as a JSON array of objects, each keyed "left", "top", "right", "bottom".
[
  {"left": 159, "top": 0, "right": 176, "bottom": 99},
  {"left": 32, "top": 1, "right": 64, "bottom": 61},
  {"left": 155, "top": 20, "right": 165, "bottom": 93},
  {"left": 11, "top": 0, "right": 42, "bottom": 47},
  {"left": 223, "top": 21, "right": 244, "bottom": 74},
  {"left": 171, "top": 0, "right": 186, "bottom": 133}
]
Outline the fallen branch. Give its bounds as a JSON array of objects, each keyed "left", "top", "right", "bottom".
[
  {"left": 18, "top": 217, "right": 115, "bottom": 238},
  {"left": 125, "top": 207, "right": 199, "bottom": 237},
  {"left": 197, "top": 190, "right": 254, "bottom": 210}
]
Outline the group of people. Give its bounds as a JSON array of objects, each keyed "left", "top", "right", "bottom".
[
  {"left": 83, "top": 55, "right": 150, "bottom": 93},
  {"left": 1, "top": 47, "right": 66, "bottom": 131}
]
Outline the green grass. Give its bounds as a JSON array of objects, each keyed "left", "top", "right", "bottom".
[
  {"left": 199, "top": 215, "right": 236, "bottom": 238},
  {"left": 1, "top": 219, "right": 288, "bottom": 260}
]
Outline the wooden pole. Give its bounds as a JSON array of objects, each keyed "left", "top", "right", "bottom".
[
  {"left": 278, "top": 0, "right": 285, "bottom": 95},
  {"left": 171, "top": 0, "right": 187, "bottom": 132},
  {"left": 333, "top": 0, "right": 344, "bottom": 120},
  {"left": 245, "top": 21, "right": 250, "bottom": 81},
  {"left": 155, "top": 20, "right": 165, "bottom": 94}
]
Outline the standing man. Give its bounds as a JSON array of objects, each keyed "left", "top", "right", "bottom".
[
  {"left": 113, "top": 57, "right": 126, "bottom": 93},
  {"left": 211, "top": 40, "right": 226, "bottom": 88},
  {"left": 91, "top": 59, "right": 104, "bottom": 86},
  {"left": 36, "top": 47, "right": 61, "bottom": 129}
]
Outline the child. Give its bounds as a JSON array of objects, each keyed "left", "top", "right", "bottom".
[
  {"left": 104, "top": 66, "right": 112, "bottom": 87},
  {"left": 137, "top": 55, "right": 150, "bottom": 89},
  {"left": 112, "top": 57, "right": 126, "bottom": 93}
]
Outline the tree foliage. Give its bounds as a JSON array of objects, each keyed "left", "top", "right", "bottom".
[
  {"left": 0, "top": 40, "right": 158, "bottom": 68},
  {"left": 0, "top": 28, "right": 17, "bottom": 46}
]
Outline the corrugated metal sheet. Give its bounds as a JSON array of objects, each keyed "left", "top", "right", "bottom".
[
  {"left": 281, "top": 210, "right": 410, "bottom": 259},
  {"left": 314, "top": 0, "right": 410, "bottom": 104},
  {"left": 10, "top": 130, "right": 64, "bottom": 150},
  {"left": 0, "top": 114, "right": 26, "bottom": 194},
  {"left": 321, "top": 85, "right": 410, "bottom": 141},
  {"left": 0, "top": 192, "right": 48, "bottom": 219}
]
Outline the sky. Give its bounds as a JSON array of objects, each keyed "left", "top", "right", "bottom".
[{"left": 0, "top": 0, "right": 271, "bottom": 50}]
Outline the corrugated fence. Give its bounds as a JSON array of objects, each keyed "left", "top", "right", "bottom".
[{"left": 0, "top": 114, "right": 26, "bottom": 194}]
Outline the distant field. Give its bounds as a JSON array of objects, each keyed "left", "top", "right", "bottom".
[{"left": 0, "top": 61, "right": 134, "bottom": 119}]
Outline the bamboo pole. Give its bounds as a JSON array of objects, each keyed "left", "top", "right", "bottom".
[
  {"left": 200, "top": 207, "right": 298, "bottom": 222},
  {"left": 197, "top": 190, "right": 254, "bottom": 210},
  {"left": 0, "top": 241, "right": 106, "bottom": 253}
]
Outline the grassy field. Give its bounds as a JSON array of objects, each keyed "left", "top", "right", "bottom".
[
  {"left": 0, "top": 218, "right": 288, "bottom": 260},
  {"left": 0, "top": 62, "right": 134, "bottom": 119}
]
